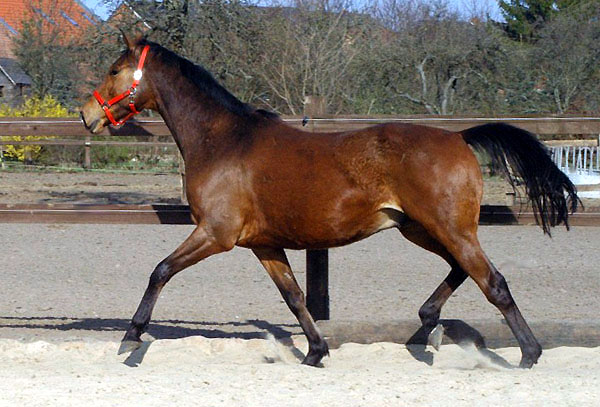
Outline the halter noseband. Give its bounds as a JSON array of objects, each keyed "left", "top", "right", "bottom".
[{"left": 93, "top": 45, "right": 150, "bottom": 127}]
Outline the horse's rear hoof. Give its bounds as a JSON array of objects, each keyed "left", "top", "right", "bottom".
[
  {"left": 519, "top": 357, "right": 536, "bottom": 369},
  {"left": 519, "top": 347, "right": 542, "bottom": 368},
  {"left": 118, "top": 340, "right": 142, "bottom": 355}
]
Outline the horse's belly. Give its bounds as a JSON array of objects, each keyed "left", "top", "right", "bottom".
[{"left": 236, "top": 203, "right": 405, "bottom": 250}]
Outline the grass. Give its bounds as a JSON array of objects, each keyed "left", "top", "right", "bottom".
[{"left": 0, "top": 161, "right": 180, "bottom": 175}]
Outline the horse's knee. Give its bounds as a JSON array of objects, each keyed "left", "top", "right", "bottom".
[{"left": 149, "top": 260, "right": 171, "bottom": 287}]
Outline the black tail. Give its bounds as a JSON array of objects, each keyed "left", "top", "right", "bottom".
[{"left": 462, "top": 123, "right": 579, "bottom": 235}]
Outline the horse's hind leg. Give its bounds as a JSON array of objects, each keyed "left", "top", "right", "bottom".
[
  {"left": 400, "top": 220, "right": 467, "bottom": 330},
  {"left": 252, "top": 247, "right": 329, "bottom": 366},
  {"left": 119, "top": 226, "right": 230, "bottom": 354},
  {"left": 439, "top": 232, "right": 542, "bottom": 368}
]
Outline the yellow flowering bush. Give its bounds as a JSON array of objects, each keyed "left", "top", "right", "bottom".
[{"left": 0, "top": 95, "right": 75, "bottom": 162}]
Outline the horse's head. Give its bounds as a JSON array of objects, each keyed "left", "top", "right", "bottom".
[{"left": 81, "top": 34, "right": 156, "bottom": 134}]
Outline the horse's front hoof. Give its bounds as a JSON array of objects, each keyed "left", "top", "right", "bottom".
[
  {"left": 118, "top": 339, "right": 142, "bottom": 355},
  {"left": 301, "top": 353, "right": 325, "bottom": 367},
  {"left": 301, "top": 342, "right": 329, "bottom": 367}
]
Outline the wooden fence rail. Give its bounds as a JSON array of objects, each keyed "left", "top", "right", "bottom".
[
  {"left": 2, "top": 203, "right": 600, "bottom": 226},
  {"left": 2, "top": 115, "right": 600, "bottom": 136}
]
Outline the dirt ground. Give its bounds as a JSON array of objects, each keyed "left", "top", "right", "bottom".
[
  {"left": 0, "top": 171, "right": 183, "bottom": 205},
  {"left": 1, "top": 222, "right": 599, "bottom": 343}
]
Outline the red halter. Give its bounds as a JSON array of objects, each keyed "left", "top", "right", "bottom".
[{"left": 93, "top": 45, "right": 150, "bottom": 127}]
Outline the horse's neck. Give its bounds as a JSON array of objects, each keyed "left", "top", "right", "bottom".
[{"left": 149, "top": 68, "right": 243, "bottom": 163}]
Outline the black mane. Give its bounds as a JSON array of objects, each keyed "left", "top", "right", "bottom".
[{"left": 139, "top": 39, "right": 279, "bottom": 120}]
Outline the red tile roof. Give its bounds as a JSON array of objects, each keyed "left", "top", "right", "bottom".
[
  {"left": 0, "top": 26, "right": 17, "bottom": 58},
  {"left": 0, "top": 0, "right": 97, "bottom": 58}
]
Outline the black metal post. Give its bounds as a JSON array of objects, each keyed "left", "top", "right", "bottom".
[{"left": 306, "top": 249, "right": 330, "bottom": 320}]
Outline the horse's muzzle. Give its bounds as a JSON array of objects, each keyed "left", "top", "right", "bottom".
[{"left": 80, "top": 110, "right": 102, "bottom": 134}]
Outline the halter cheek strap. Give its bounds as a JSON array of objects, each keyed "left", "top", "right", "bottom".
[{"left": 93, "top": 45, "right": 150, "bottom": 127}]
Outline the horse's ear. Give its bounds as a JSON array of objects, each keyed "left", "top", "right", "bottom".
[{"left": 120, "top": 29, "right": 135, "bottom": 51}]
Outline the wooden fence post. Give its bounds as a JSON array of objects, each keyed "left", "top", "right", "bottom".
[
  {"left": 303, "top": 95, "right": 330, "bottom": 320},
  {"left": 84, "top": 136, "right": 91, "bottom": 169},
  {"left": 306, "top": 249, "right": 330, "bottom": 321}
]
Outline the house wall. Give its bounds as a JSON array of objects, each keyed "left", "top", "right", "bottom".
[{"left": 0, "top": 83, "right": 32, "bottom": 107}]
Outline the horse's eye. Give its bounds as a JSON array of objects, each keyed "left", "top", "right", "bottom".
[{"left": 110, "top": 69, "right": 119, "bottom": 76}]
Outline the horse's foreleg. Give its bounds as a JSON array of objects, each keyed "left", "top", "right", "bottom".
[
  {"left": 118, "top": 226, "right": 229, "bottom": 355},
  {"left": 418, "top": 267, "right": 467, "bottom": 328},
  {"left": 252, "top": 247, "right": 329, "bottom": 366}
]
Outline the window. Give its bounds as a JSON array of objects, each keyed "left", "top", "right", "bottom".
[
  {"left": 60, "top": 11, "right": 79, "bottom": 27},
  {"left": 0, "top": 86, "right": 4, "bottom": 98}
]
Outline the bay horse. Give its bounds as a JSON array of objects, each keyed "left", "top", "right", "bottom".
[{"left": 81, "top": 35, "right": 578, "bottom": 369}]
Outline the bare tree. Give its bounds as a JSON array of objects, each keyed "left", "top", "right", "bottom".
[
  {"left": 372, "top": 0, "right": 502, "bottom": 115},
  {"left": 255, "top": 2, "right": 372, "bottom": 114},
  {"left": 532, "top": 3, "right": 600, "bottom": 113}
]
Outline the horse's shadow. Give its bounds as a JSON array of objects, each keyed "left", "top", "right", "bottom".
[
  {"left": 0, "top": 315, "right": 299, "bottom": 340},
  {"left": 406, "top": 319, "right": 513, "bottom": 369}
]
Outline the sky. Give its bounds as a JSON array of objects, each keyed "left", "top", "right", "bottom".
[
  {"left": 81, "top": 0, "right": 113, "bottom": 19},
  {"left": 81, "top": 0, "right": 503, "bottom": 21}
]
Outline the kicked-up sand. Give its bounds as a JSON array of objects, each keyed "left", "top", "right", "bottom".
[{"left": 0, "top": 336, "right": 598, "bottom": 406}]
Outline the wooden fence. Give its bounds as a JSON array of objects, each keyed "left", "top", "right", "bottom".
[
  {"left": 2, "top": 115, "right": 600, "bottom": 167},
  {"left": 2, "top": 115, "right": 600, "bottom": 321}
]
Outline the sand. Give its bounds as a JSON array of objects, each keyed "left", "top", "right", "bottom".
[{"left": 0, "top": 336, "right": 598, "bottom": 406}]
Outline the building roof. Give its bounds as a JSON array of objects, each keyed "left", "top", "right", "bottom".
[
  {"left": 0, "top": 0, "right": 98, "bottom": 58},
  {"left": 0, "top": 57, "right": 31, "bottom": 86},
  {"left": 0, "top": 0, "right": 97, "bottom": 32},
  {"left": 0, "top": 57, "right": 32, "bottom": 86}
]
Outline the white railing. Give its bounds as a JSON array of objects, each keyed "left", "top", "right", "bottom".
[{"left": 551, "top": 146, "right": 600, "bottom": 178}]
